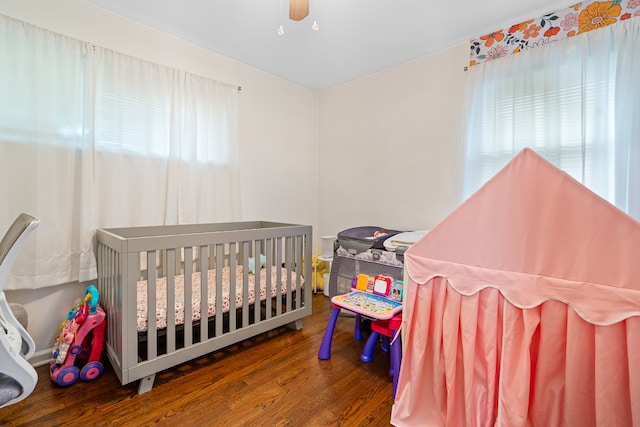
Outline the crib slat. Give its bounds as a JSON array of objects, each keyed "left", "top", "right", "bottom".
[
  {"left": 147, "top": 251, "right": 158, "bottom": 360},
  {"left": 112, "top": 247, "right": 121, "bottom": 360},
  {"left": 295, "top": 235, "right": 303, "bottom": 310},
  {"left": 242, "top": 241, "right": 250, "bottom": 327},
  {"left": 275, "top": 238, "right": 283, "bottom": 317},
  {"left": 264, "top": 239, "right": 273, "bottom": 320},
  {"left": 125, "top": 252, "right": 140, "bottom": 372},
  {"left": 285, "top": 236, "right": 293, "bottom": 312},
  {"left": 184, "top": 246, "right": 193, "bottom": 348},
  {"left": 255, "top": 239, "right": 262, "bottom": 323},
  {"left": 97, "top": 244, "right": 114, "bottom": 362},
  {"left": 228, "top": 242, "right": 237, "bottom": 332},
  {"left": 199, "top": 245, "right": 209, "bottom": 342},
  {"left": 215, "top": 243, "right": 224, "bottom": 337},
  {"left": 166, "top": 248, "right": 176, "bottom": 354}
]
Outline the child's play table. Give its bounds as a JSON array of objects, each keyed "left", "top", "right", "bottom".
[{"left": 317, "top": 290, "right": 402, "bottom": 360}]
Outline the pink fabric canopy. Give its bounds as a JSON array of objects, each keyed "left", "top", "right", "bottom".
[{"left": 391, "top": 148, "right": 640, "bottom": 426}]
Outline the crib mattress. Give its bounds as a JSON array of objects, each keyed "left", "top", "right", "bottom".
[{"left": 137, "top": 266, "right": 303, "bottom": 332}]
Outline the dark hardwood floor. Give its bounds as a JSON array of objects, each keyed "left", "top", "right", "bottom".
[{"left": 0, "top": 294, "right": 397, "bottom": 426}]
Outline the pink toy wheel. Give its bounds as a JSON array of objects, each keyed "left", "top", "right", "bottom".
[
  {"left": 80, "top": 361, "right": 103, "bottom": 381},
  {"left": 55, "top": 366, "right": 80, "bottom": 387}
]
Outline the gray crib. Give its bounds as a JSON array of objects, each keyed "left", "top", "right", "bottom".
[{"left": 96, "top": 221, "right": 312, "bottom": 394}]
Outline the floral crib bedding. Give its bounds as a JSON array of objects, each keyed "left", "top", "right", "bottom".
[{"left": 136, "top": 265, "right": 304, "bottom": 332}]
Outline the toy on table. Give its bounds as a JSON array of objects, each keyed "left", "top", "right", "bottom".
[
  {"left": 333, "top": 290, "right": 402, "bottom": 318},
  {"left": 353, "top": 274, "right": 394, "bottom": 295},
  {"left": 389, "top": 280, "right": 404, "bottom": 302},
  {"left": 50, "top": 284, "right": 106, "bottom": 387},
  {"left": 355, "top": 274, "right": 368, "bottom": 291},
  {"left": 372, "top": 275, "right": 392, "bottom": 296},
  {"left": 339, "top": 274, "right": 402, "bottom": 318}
]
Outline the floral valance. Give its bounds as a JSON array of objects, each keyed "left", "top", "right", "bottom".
[{"left": 470, "top": 0, "right": 640, "bottom": 66}]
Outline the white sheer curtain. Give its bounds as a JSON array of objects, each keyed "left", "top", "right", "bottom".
[
  {"left": 0, "top": 16, "right": 94, "bottom": 290},
  {"left": 463, "top": 18, "right": 640, "bottom": 219},
  {"left": 92, "top": 47, "right": 241, "bottom": 227},
  {"left": 0, "top": 15, "right": 241, "bottom": 290}
]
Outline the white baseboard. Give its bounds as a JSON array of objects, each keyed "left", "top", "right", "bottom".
[{"left": 29, "top": 347, "right": 53, "bottom": 368}]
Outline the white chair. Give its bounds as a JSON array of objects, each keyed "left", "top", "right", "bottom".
[{"left": 0, "top": 213, "right": 39, "bottom": 409}]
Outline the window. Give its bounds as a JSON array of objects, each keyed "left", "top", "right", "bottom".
[
  {"left": 0, "top": 15, "right": 240, "bottom": 290},
  {"left": 463, "top": 19, "right": 639, "bottom": 219}
]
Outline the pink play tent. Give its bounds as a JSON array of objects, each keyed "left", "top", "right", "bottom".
[{"left": 391, "top": 148, "right": 640, "bottom": 426}]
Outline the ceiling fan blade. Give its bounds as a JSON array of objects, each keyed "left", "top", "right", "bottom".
[{"left": 289, "top": 0, "right": 309, "bottom": 21}]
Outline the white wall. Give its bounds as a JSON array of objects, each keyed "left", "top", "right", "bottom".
[
  {"left": 1, "top": 0, "right": 470, "bottom": 365},
  {"left": 0, "top": 0, "right": 318, "bottom": 363},
  {"left": 317, "top": 43, "right": 469, "bottom": 237}
]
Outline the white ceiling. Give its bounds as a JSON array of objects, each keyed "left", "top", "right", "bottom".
[{"left": 85, "top": 0, "right": 567, "bottom": 91}]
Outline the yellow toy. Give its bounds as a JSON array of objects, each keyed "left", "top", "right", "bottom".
[
  {"left": 312, "top": 254, "right": 330, "bottom": 292},
  {"left": 355, "top": 274, "right": 369, "bottom": 291}
]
